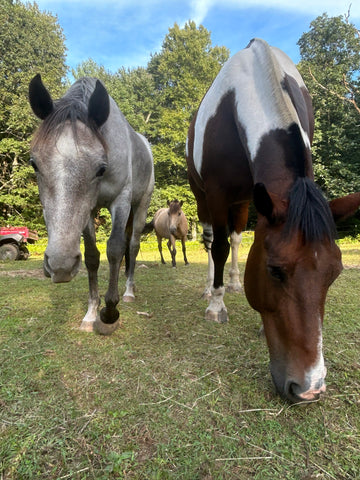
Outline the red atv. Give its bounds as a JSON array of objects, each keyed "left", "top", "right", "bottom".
[{"left": 0, "top": 227, "right": 38, "bottom": 261}]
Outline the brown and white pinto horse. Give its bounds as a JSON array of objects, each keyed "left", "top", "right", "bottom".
[{"left": 186, "top": 38, "right": 360, "bottom": 403}]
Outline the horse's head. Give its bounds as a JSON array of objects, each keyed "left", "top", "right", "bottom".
[
  {"left": 29, "top": 74, "right": 110, "bottom": 283},
  {"left": 167, "top": 200, "right": 184, "bottom": 236},
  {"left": 244, "top": 180, "right": 358, "bottom": 403}
]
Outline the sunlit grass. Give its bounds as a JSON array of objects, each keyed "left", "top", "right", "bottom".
[{"left": 1, "top": 236, "right": 359, "bottom": 479}]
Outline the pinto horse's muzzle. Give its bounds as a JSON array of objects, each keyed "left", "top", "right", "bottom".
[{"left": 271, "top": 364, "right": 327, "bottom": 403}]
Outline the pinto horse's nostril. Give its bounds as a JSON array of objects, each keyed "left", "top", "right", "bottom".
[
  {"left": 285, "top": 380, "right": 305, "bottom": 403},
  {"left": 286, "top": 381, "right": 298, "bottom": 399},
  {"left": 285, "top": 379, "right": 324, "bottom": 403}
]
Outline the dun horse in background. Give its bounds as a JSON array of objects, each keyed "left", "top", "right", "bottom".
[
  {"left": 29, "top": 75, "right": 154, "bottom": 335},
  {"left": 144, "top": 200, "right": 189, "bottom": 267},
  {"left": 186, "top": 38, "right": 360, "bottom": 402}
]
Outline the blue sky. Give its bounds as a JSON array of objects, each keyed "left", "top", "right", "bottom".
[{"left": 35, "top": 0, "right": 360, "bottom": 74}]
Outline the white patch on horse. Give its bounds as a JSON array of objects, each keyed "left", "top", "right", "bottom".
[
  {"left": 193, "top": 38, "right": 311, "bottom": 178},
  {"left": 293, "top": 320, "right": 327, "bottom": 400},
  {"left": 205, "top": 286, "right": 228, "bottom": 323},
  {"left": 227, "top": 231, "right": 243, "bottom": 292}
]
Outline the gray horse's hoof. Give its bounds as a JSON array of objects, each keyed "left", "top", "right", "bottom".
[
  {"left": 79, "top": 320, "right": 95, "bottom": 332},
  {"left": 205, "top": 308, "right": 229, "bottom": 324},
  {"left": 94, "top": 318, "right": 120, "bottom": 335}
]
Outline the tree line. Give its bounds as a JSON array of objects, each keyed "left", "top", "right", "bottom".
[{"left": 1, "top": 0, "right": 360, "bottom": 235}]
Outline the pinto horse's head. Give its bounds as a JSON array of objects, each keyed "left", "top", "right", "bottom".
[
  {"left": 245, "top": 179, "right": 360, "bottom": 403},
  {"left": 29, "top": 74, "right": 110, "bottom": 283}
]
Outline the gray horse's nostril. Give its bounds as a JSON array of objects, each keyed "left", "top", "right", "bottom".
[
  {"left": 44, "top": 251, "right": 81, "bottom": 283},
  {"left": 43, "top": 253, "right": 51, "bottom": 278}
]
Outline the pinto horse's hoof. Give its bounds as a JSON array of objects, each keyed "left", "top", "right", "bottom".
[
  {"left": 123, "top": 294, "right": 135, "bottom": 303},
  {"left": 94, "top": 317, "right": 120, "bottom": 335},
  {"left": 226, "top": 283, "right": 243, "bottom": 293},
  {"left": 205, "top": 308, "right": 229, "bottom": 324}
]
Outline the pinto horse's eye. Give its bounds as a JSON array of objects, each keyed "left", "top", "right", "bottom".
[
  {"left": 29, "top": 158, "right": 38, "bottom": 172},
  {"left": 96, "top": 164, "right": 107, "bottom": 177},
  {"left": 268, "top": 265, "right": 286, "bottom": 282}
]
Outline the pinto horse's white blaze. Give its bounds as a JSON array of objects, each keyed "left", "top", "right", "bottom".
[
  {"left": 193, "top": 38, "right": 311, "bottom": 179},
  {"left": 298, "top": 325, "right": 327, "bottom": 401}
]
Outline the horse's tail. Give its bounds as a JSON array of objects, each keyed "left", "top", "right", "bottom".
[{"left": 142, "top": 218, "right": 154, "bottom": 234}]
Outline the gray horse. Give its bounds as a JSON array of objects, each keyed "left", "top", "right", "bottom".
[
  {"left": 144, "top": 200, "right": 189, "bottom": 267},
  {"left": 29, "top": 75, "right": 154, "bottom": 335}
]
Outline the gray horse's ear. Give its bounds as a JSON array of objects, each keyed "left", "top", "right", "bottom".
[
  {"left": 88, "top": 80, "right": 110, "bottom": 127},
  {"left": 29, "top": 74, "right": 54, "bottom": 120},
  {"left": 179, "top": 200, "right": 183, "bottom": 207}
]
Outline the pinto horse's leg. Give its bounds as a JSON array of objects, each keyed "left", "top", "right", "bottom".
[
  {"left": 79, "top": 218, "right": 100, "bottom": 332},
  {"left": 167, "top": 235, "right": 177, "bottom": 267},
  {"left": 94, "top": 203, "right": 130, "bottom": 335},
  {"left": 227, "top": 203, "right": 249, "bottom": 293},
  {"left": 205, "top": 226, "right": 230, "bottom": 323},
  {"left": 202, "top": 223, "right": 214, "bottom": 299},
  {"left": 227, "top": 231, "right": 243, "bottom": 292}
]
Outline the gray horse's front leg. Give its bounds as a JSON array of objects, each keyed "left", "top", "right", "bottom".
[
  {"left": 94, "top": 205, "right": 129, "bottom": 335},
  {"left": 79, "top": 219, "right": 100, "bottom": 332},
  {"left": 123, "top": 199, "right": 149, "bottom": 302}
]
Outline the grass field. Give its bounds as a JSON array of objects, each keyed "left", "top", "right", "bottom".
[{"left": 0, "top": 234, "right": 359, "bottom": 479}]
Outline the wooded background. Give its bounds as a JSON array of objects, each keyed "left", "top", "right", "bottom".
[{"left": 1, "top": 0, "right": 360, "bottom": 236}]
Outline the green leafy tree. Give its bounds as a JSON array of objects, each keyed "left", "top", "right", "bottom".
[
  {"left": 73, "top": 59, "right": 156, "bottom": 135},
  {"left": 147, "top": 21, "right": 229, "bottom": 187},
  {"left": 297, "top": 13, "right": 360, "bottom": 199},
  {"left": 0, "top": 0, "right": 67, "bottom": 230}
]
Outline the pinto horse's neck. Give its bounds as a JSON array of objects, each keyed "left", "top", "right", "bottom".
[{"left": 250, "top": 122, "right": 314, "bottom": 202}]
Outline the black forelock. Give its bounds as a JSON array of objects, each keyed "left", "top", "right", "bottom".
[{"left": 284, "top": 177, "right": 336, "bottom": 242}]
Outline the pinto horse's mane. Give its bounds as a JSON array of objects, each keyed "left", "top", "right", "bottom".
[
  {"left": 285, "top": 177, "right": 336, "bottom": 242},
  {"left": 32, "top": 78, "right": 106, "bottom": 149}
]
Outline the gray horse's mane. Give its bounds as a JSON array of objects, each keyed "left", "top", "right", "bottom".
[{"left": 32, "top": 77, "right": 106, "bottom": 149}]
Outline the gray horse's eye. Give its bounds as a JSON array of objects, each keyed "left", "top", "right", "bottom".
[{"left": 96, "top": 165, "right": 106, "bottom": 177}]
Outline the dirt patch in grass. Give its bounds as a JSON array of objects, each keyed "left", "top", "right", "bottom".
[{"left": 0, "top": 268, "right": 46, "bottom": 279}]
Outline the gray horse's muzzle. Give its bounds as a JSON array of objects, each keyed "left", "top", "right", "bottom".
[{"left": 44, "top": 251, "right": 82, "bottom": 283}]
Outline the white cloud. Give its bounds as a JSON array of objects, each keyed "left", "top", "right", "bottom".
[{"left": 189, "top": 0, "right": 360, "bottom": 22}]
